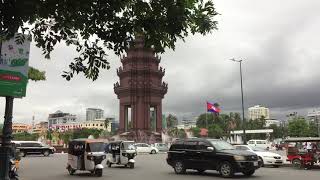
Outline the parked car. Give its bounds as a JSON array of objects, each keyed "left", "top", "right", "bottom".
[
  {"left": 235, "top": 145, "right": 283, "bottom": 167},
  {"left": 134, "top": 143, "right": 159, "bottom": 154},
  {"left": 167, "top": 138, "right": 260, "bottom": 178},
  {"left": 152, "top": 143, "right": 169, "bottom": 152},
  {"left": 247, "top": 139, "right": 271, "bottom": 150},
  {"left": 13, "top": 141, "right": 55, "bottom": 157}
]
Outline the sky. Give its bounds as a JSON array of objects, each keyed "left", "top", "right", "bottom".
[{"left": 1, "top": 0, "right": 320, "bottom": 124}]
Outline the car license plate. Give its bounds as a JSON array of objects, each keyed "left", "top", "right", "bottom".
[{"left": 253, "top": 161, "right": 258, "bottom": 166}]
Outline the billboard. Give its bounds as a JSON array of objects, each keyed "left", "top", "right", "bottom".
[{"left": 0, "top": 34, "right": 30, "bottom": 97}]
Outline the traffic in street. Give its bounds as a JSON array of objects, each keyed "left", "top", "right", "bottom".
[{"left": 18, "top": 153, "right": 319, "bottom": 180}]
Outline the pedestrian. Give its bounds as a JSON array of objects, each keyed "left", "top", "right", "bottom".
[{"left": 307, "top": 142, "right": 312, "bottom": 152}]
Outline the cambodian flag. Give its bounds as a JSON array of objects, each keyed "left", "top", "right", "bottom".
[{"left": 207, "top": 102, "right": 221, "bottom": 113}]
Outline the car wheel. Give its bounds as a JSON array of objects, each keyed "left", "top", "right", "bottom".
[
  {"left": 243, "top": 170, "right": 255, "bottom": 176},
  {"left": 43, "top": 150, "right": 50, "bottom": 157},
  {"left": 107, "top": 161, "right": 112, "bottom": 168},
  {"left": 259, "top": 157, "right": 264, "bottom": 167},
  {"left": 95, "top": 169, "right": 103, "bottom": 177},
  {"left": 292, "top": 159, "right": 302, "bottom": 169},
  {"left": 129, "top": 162, "right": 135, "bottom": 169},
  {"left": 151, "top": 150, "right": 156, "bottom": 154},
  {"left": 67, "top": 165, "right": 76, "bottom": 175},
  {"left": 174, "top": 161, "right": 186, "bottom": 174},
  {"left": 219, "top": 161, "right": 234, "bottom": 178},
  {"left": 20, "top": 151, "right": 26, "bottom": 157}
]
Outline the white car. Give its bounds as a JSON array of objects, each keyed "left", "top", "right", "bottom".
[
  {"left": 134, "top": 143, "right": 159, "bottom": 154},
  {"left": 235, "top": 145, "right": 283, "bottom": 167}
]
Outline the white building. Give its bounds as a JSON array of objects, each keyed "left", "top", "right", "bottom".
[
  {"left": 248, "top": 105, "right": 270, "bottom": 120},
  {"left": 265, "top": 119, "right": 280, "bottom": 127},
  {"left": 49, "top": 119, "right": 109, "bottom": 132},
  {"left": 307, "top": 109, "right": 320, "bottom": 123},
  {"left": 48, "top": 110, "right": 77, "bottom": 128},
  {"left": 86, "top": 108, "right": 104, "bottom": 121},
  {"left": 229, "top": 129, "right": 273, "bottom": 144}
]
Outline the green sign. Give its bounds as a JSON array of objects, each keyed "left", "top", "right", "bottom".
[{"left": 0, "top": 34, "right": 30, "bottom": 98}]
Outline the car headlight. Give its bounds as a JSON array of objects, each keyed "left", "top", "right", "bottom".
[{"left": 234, "top": 155, "right": 246, "bottom": 161}]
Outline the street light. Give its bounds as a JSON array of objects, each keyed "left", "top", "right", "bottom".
[{"left": 230, "top": 58, "right": 247, "bottom": 145}]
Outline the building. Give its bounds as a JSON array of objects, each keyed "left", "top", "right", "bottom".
[
  {"left": 86, "top": 108, "right": 104, "bottom": 121},
  {"left": 81, "top": 119, "right": 107, "bottom": 131},
  {"left": 49, "top": 119, "right": 109, "bottom": 132},
  {"left": 33, "top": 121, "right": 48, "bottom": 134},
  {"left": 307, "top": 109, "right": 320, "bottom": 123},
  {"left": 48, "top": 110, "right": 77, "bottom": 128},
  {"left": 248, "top": 105, "right": 270, "bottom": 120},
  {"left": 12, "top": 123, "right": 32, "bottom": 134},
  {"left": 265, "top": 119, "right": 280, "bottom": 127},
  {"left": 181, "top": 117, "right": 197, "bottom": 129},
  {"left": 229, "top": 129, "right": 274, "bottom": 144}
]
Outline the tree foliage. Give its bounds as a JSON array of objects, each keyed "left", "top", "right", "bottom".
[
  {"left": 28, "top": 67, "right": 46, "bottom": 81},
  {"left": 166, "top": 114, "right": 178, "bottom": 128},
  {"left": 196, "top": 112, "right": 241, "bottom": 139},
  {"left": 168, "top": 127, "right": 186, "bottom": 138},
  {"left": 1, "top": 0, "right": 218, "bottom": 81},
  {"left": 208, "top": 124, "right": 223, "bottom": 138},
  {"left": 287, "top": 117, "right": 319, "bottom": 137},
  {"left": 269, "top": 124, "right": 287, "bottom": 140},
  {"left": 190, "top": 127, "right": 201, "bottom": 137},
  {"left": 246, "top": 116, "right": 266, "bottom": 130},
  {"left": 57, "top": 128, "right": 103, "bottom": 144},
  {"left": 12, "top": 132, "right": 39, "bottom": 141}
]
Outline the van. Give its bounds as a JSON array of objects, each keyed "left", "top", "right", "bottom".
[{"left": 247, "top": 140, "right": 271, "bottom": 150}]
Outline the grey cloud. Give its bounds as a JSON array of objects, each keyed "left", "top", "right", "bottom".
[{"left": 1, "top": 0, "right": 320, "bottom": 124}]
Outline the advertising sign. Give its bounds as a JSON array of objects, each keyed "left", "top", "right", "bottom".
[{"left": 0, "top": 34, "right": 30, "bottom": 97}]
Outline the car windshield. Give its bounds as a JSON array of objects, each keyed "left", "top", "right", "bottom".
[
  {"left": 86, "top": 142, "right": 105, "bottom": 152},
  {"left": 209, "top": 140, "right": 235, "bottom": 151},
  {"left": 252, "top": 147, "right": 265, "bottom": 152},
  {"left": 122, "top": 142, "right": 136, "bottom": 150}
]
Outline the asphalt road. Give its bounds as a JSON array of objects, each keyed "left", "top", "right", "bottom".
[{"left": 18, "top": 153, "right": 319, "bottom": 180}]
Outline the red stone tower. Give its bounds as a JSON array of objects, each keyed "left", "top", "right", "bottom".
[{"left": 114, "top": 35, "right": 168, "bottom": 136}]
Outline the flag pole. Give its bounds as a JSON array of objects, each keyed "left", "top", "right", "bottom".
[{"left": 205, "top": 102, "right": 208, "bottom": 129}]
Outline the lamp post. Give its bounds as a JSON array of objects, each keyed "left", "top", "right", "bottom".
[{"left": 230, "top": 58, "right": 247, "bottom": 145}]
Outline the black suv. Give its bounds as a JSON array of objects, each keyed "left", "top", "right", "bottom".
[
  {"left": 13, "top": 141, "right": 55, "bottom": 157},
  {"left": 167, "top": 138, "right": 260, "bottom": 178}
]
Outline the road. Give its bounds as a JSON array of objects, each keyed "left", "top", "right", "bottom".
[{"left": 18, "top": 153, "right": 319, "bottom": 180}]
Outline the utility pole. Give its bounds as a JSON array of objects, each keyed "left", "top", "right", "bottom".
[
  {"left": 230, "top": 58, "right": 247, "bottom": 145},
  {"left": 0, "top": 39, "right": 15, "bottom": 180}
]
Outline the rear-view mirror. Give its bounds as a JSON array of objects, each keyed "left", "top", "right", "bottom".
[{"left": 207, "top": 147, "right": 214, "bottom": 151}]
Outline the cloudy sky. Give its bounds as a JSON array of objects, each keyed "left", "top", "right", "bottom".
[{"left": 1, "top": 0, "right": 320, "bottom": 124}]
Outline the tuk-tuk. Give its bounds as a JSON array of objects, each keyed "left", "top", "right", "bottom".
[
  {"left": 106, "top": 141, "right": 137, "bottom": 168},
  {"left": 284, "top": 137, "right": 320, "bottom": 169},
  {"left": 66, "top": 139, "right": 107, "bottom": 177}
]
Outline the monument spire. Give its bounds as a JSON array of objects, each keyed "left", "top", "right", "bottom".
[{"left": 114, "top": 36, "right": 168, "bottom": 142}]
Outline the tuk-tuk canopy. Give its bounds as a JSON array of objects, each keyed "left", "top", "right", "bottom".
[
  {"left": 68, "top": 139, "right": 107, "bottom": 155},
  {"left": 284, "top": 137, "right": 320, "bottom": 143}
]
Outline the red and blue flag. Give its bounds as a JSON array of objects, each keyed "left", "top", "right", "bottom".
[{"left": 207, "top": 102, "right": 221, "bottom": 113}]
